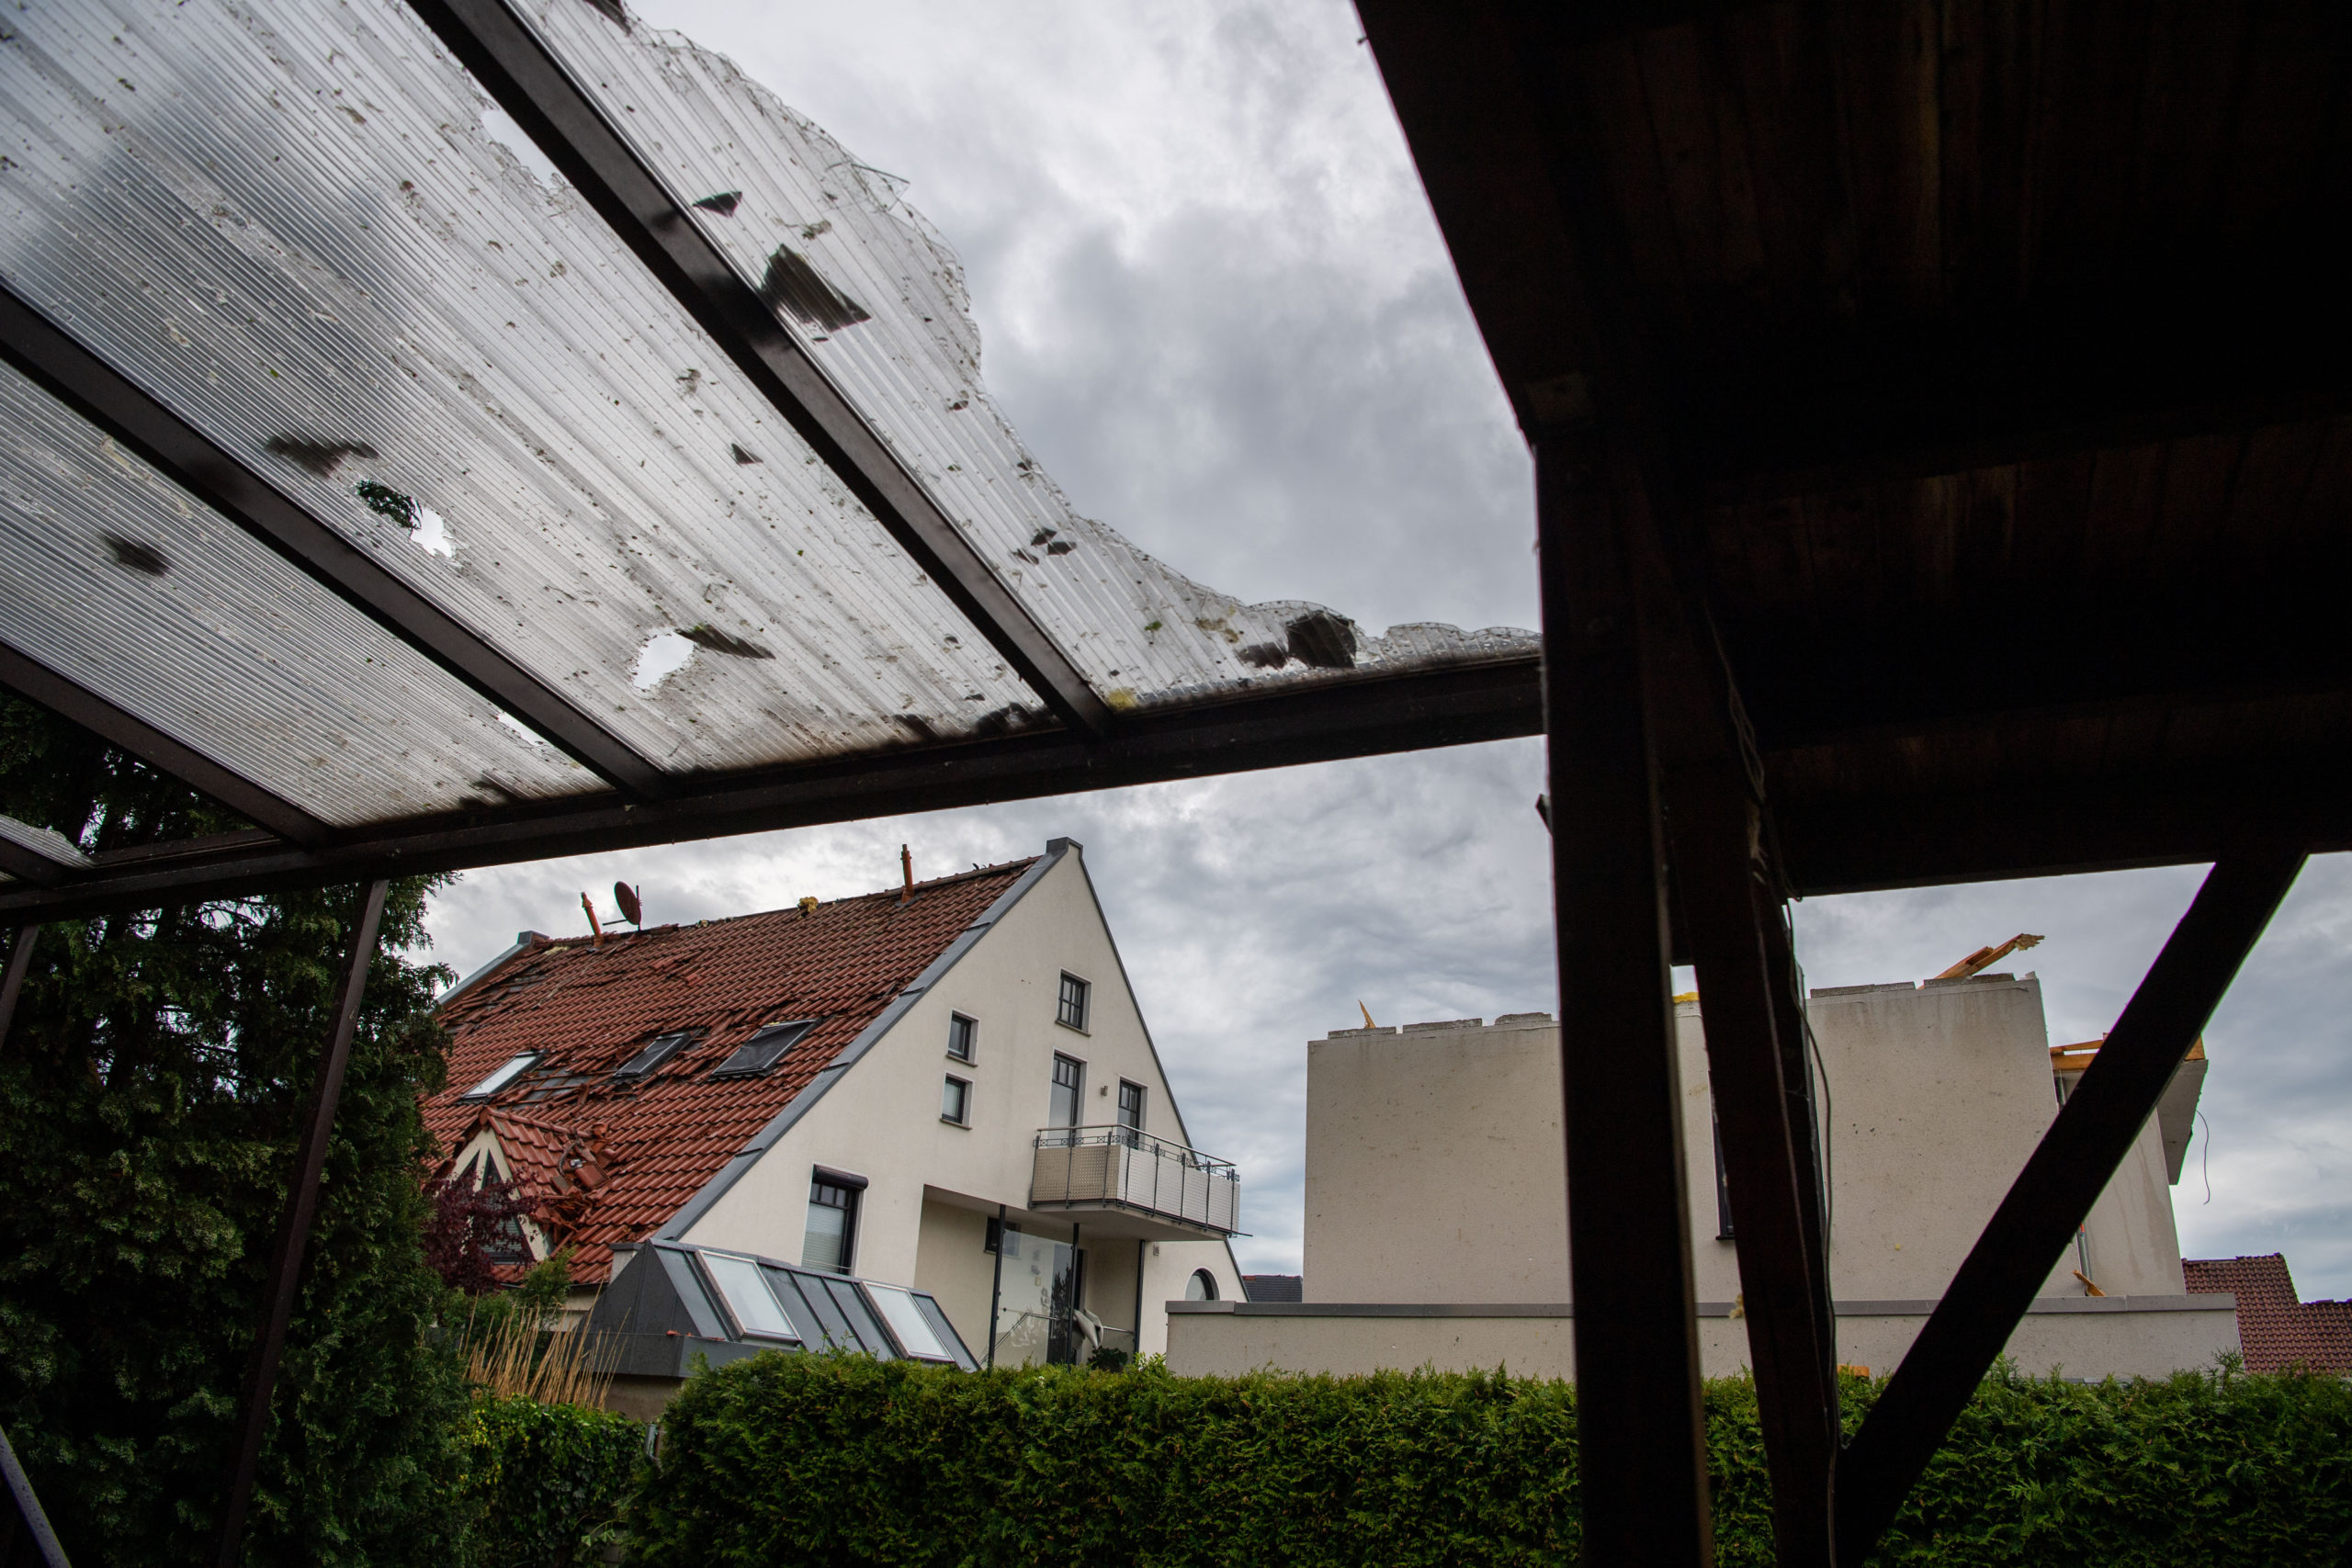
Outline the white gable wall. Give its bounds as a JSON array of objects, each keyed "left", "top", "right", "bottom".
[{"left": 680, "top": 845, "right": 1242, "bottom": 1353}]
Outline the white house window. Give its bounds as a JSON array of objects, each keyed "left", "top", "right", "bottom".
[
  {"left": 947, "top": 1012, "right": 977, "bottom": 1062},
  {"left": 1048, "top": 1053, "right": 1084, "bottom": 1128},
  {"left": 1057, "top": 972, "right": 1091, "bottom": 1032},
  {"left": 942, "top": 1074, "right": 971, "bottom": 1125},
  {"left": 1185, "top": 1269, "right": 1219, "bottom": 1302},
  {"left": 710, "top": 1019, "right": 814, "bottom": 1078},
  {"left": 803, "top": 1170, "right": 863, "bottom": 1272},
  {"left": 458, "top": 1052, "right": 538, "bottom": 1100}
]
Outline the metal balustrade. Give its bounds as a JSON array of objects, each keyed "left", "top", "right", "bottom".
[{"left": 1030, "top": 1124, "right": 1240, "bottom": 1236}]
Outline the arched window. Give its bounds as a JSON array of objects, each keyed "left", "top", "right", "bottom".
[{"left": 1184, "top": 1269, "right": 1219, "bottom": 1302}]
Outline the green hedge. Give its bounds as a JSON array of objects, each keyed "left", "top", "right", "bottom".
[
  {"left": 460, "top": 1394, "right": 644, "bottom": 1567},
  {"left": 628, "top": 1354, "right": 2352, "bottom": 1567}
]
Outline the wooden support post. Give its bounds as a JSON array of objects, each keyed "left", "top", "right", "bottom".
[
  {"left": 0, "top": 926, "right": 38, "bottom": 1049},
  {"left": 1668, "top": 768, "right": 1838, "bottom": 1566},
  {"left": 213, "top": 880, "right": 389, "bottom": 1568},
  {"left": 1538, "top": 426, "right": 1713, "bottom": 1567},
  {"left": 1834, "top": 850, "right": 2304, "bottom": 1564}
]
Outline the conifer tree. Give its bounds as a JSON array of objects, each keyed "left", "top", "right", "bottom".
[{"left": 0, "top": 694, "right": 472, "bottom": 1565}]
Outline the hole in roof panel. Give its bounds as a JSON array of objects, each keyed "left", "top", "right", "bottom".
[
  {"left": 528, "top": 1, "right": 1538, "bottom": 710},
  {"left": 0, "top": 0, "right": 1044, "bottom": 784},
  {"left": 0, "top": 362, "right": 595, "bottom": 826}
]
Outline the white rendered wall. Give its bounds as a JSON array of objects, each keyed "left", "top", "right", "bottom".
[
  {"left": 680, "top": 847, "right": 1242, "bottom": 1351},
  {"left": 1298, "top": 975, "right": 2186, "bottom": 1315}
]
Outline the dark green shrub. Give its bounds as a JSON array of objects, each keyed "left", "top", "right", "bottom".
[
  {"left": 629, "top": 1354, "right": 2352, "bottom": 1567},
  {"left": 461, "top": 1394, "right": 645, "bottom": 1567}
]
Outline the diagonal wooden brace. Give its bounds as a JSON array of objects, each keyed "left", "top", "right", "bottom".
[{"left": 1834, "top": 849, "right": 2305, "bottom": 1564}]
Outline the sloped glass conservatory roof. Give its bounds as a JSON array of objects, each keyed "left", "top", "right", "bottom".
[{"left": 0, "top": 0, "right": 1536, "bottom": 910}]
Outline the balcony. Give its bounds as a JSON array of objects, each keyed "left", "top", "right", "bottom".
[{"left": 1029, "top": 1125, "right": 1241, "bottom": 1240}]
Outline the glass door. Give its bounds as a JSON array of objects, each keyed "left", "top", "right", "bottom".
[{"left": 990, "top": 1228, "right": 1076, "bottom": 1367}]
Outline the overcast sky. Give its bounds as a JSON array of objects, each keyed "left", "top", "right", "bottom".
[{"left": 424, "top": 0, "right": 2352, "bottom": 1301}]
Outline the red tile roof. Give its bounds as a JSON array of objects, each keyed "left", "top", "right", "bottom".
[
  {"left": 422, "top": 857, "right": 1037, "bottom": 1282},
  {"left": 2183, "top": 1254, "right": 2352, "bottom": 1373}
]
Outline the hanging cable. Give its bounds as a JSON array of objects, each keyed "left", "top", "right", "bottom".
[{"left": 2198, "top": 1109, "right": 2214, "bottom": 1204}]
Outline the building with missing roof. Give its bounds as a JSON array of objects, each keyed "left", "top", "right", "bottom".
[
  {"left": 424, "top": 838, "right": 1241, "bottom": 1411},
  {"left": 1170, "top": 969, "right": 2240, "bottom": 1383}
]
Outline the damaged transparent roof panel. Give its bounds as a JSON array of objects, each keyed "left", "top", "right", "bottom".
[
  {"left": 456, "top": 0, "right": 1537, "bottom": 710},
  {"left": 0, "top": 360, "right": 592, "bottom": 827},
  {"left": 0, "top": 0, "right": 1046, "bottom": 775}
]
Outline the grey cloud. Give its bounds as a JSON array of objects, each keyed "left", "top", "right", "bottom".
[{"left": 421, "top": 0, "right": 2352, "bottom": 1300}]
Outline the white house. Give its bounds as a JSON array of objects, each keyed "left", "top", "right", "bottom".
[
  {"left": 1168, "top": 961, "right": 2237, "bottom": 1383},
  {"left": 424, "top": 839, "right": 1243, "bottom": 1413}
]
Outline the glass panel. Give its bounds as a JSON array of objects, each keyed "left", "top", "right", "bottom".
[
  {"left": 863, "top": 1283, "right": 952, "bottom": 1361},
  {"left": 1057, "top": 976, "right": 1090, "bottom": 1032},
  {"left": 941, "top": 1077, "right": 967, "bottom": 1123},
  {"left": 460, "top": 1054, "right": 537, "bottom": 1100},
  {"left": 990, "top": 1230, "right": 1074, "bottom": 1369},
  {"left": 528, "top": 1, "right": 1539, "bottom": 711},
  {"left": 802, "top": 1194, "right": 849, "bottom": 1272},
  {"left": 711, "top": 1021, "right": 811, "bottom": 1078},
  {"left": 1185, "top": 1269, "right": 1218, "bottom": 1302},
  {"left": 701, "top": 1252, "right": 798, "bottom": 1340},
  {"left": 0, "top": 364, "right": 594, "bottom": 826},
  {"left": 0, "top": 0, "right": 1045, "bottom": 784},
  {"left": 615, "top": 1031, "right": 690, "bottom": 1079},
  {"left": 1047, "top": 1055, "right": 1081, "bottom": 1130},
  {"left": 947, "top": 1014, "right": 976, "bottom": 1062}
]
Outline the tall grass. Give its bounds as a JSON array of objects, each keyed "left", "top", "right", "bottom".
[{"left": 461, "top": 1300, "right": 619, "bottom": 1409}]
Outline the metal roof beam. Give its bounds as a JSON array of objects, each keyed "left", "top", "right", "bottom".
[
  {"left": 0, "top": 639, "right": 333, "bottom": 849},
  {"left": 0, "top": 287, "right": 669, "bottom": 803},
  {"left": 403, "top": 0, "right": 1115, "bottom": 741},
  {"left": 0, "top": 655, "right": 1538, "bottom": 921}
]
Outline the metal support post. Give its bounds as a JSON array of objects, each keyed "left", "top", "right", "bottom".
[
  {"left": 1, "top": 1420, "right": 71, "bottom": 1568},
  {"left": 0, "top": 926, "right": 39, "bottom": 1049},
  {"left": 213, "top": 880, "right": 389, "bottom": 1568},
  {"left": 1668, "top": 767, "right": 1838, "bottom": 1565},
  {"left": 1834, "top": 850, "right": 2304, "bottom": 1563},
  {"left": 1537, "top": 426, "right": 1713, "bottom": 1566}
]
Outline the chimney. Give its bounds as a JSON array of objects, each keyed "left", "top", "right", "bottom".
[{"left": 899, "top": 843, "right": 914, "bottom": 903}]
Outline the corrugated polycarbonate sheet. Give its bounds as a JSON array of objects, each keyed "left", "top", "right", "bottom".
[
  {"left": 0, "top": 0, "right": 1045, "bottom": 778},
  {"left": 507, "top": 1, "right": 1538, "bottom": 709},
  {"left": 0, "top": 359, "right": 593, "bottom": 826}
]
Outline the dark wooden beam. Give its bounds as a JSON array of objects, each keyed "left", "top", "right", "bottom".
[
  {"left": 404, "top": 0, "right": 1114, "bottom": 741},
  {"left": 0, "top": 642, "right": 330, "bottom": 849},
  {"left": 0, "top": 288, "right": 666, "bottom": 802},
  {"left": 214, "top": 880, "right": 389, "bottom": 1568},
  {"left": 1668, "top": 767, "right": 1838, "bottom": 1567},
  {"left": 0, "top": 656, "right": 1541, "bottom": 923},
  {"left": 1771, "top": 772, "right": 2352, "bottom": 898},
  {"left": 0, "top": 926, "right": 38, "bottom": 1051},
  {"left": 1833, "top": 849, "right": 2305, "bottom": 1564},
  {"left": 1539, "top": 425, "right": 1713, "bottom": 1566}
]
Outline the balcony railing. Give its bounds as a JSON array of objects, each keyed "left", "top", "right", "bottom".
[{"left": 1030, "top": 1124, "right": 1240, "bottom": 1236}]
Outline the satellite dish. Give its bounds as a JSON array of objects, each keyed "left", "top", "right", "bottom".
[{"left": 614, "top": 882, "right": 642, "bottom": 927}]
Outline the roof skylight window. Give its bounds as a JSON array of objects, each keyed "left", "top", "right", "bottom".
[
  {"left": 700, "top": 1252, "right": 800, "bottom": 1341},
  {"left": 458, "top": 1053, "right": 539, "bottom": 1100},
  {"left": 862, "top": 1282, "right": 953, "bottom": 1361},
  {"left": 709, "top": 1020, "right": 815, "bottom": 1079},
  {"left": 614, "top": 1030, "right": 692, "bottom": 1080}
]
